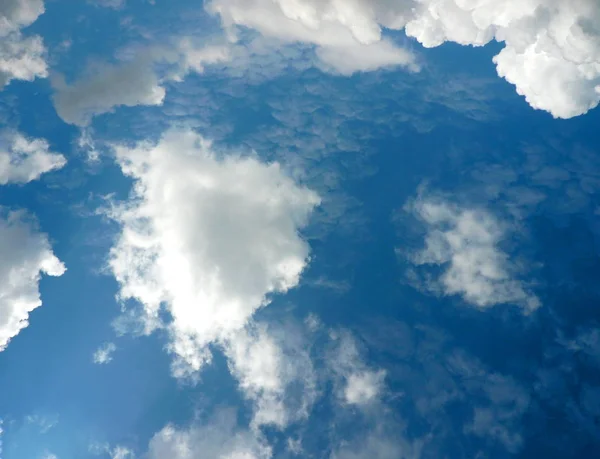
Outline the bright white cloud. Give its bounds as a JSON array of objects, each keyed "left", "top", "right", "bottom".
[
  {"left": 108, "top": 128, "right": 320, "bottom": 380},
  {"left": 0, "top": 209, "right": 66, "bottom": 351},
  {"left": 0, "top": 0, "right": 47, "bottom": 88},
  {"left": 225, "top": 322, "right": 317, "bottom": 428},
  {"left": 406, "top": 194, "right": 539, "bottom": 312},
  {"left": 147, "top": 409, "right": 270, "bottom": 459},
  {"left": 93, "top": 342, "right": 117, "bottom": 364},
  {"left": 207, "top": 0, "right": 417, "bottom": 75},
  {"left": 0, "top": 131, "right": 66, "bottom": 184},
  {"left": 208, "top": 0, "right": 600, "bottom": 118}
]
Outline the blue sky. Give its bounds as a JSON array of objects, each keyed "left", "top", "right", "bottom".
[{"left": 1, "top": 1, "right": 600, "bottom": 458}]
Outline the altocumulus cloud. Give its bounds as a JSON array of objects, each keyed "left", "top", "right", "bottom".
[
  {"left": 108, "top": 128, "right": 320, "bottom": 380},
  {"left": 0, "top": 0, "right": 48, "bottom": 88},
  {"left": 404, "top": 192, "right": 540, "bottom": 312},
  {"left": 207, "top": 0, "right": 600, "bottom": 118}
]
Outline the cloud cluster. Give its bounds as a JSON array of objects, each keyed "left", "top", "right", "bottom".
[
  {"left": 0, "top": 0, "right": 47, "bottom": 88},
  {"left": 207, "top": 0, "right": 600, "bottom": 118},
  {"left": 406, "top": 194, "right": 540, "bottom": 312},
  {"left": 0, "top": 209, "right": 66, "bottom": 351},
  {"left": 0, "top": 131, "right": 66, "bottom": 184},
  {"left": 108, "top": 128, "right": 320, "bottom": 378}
]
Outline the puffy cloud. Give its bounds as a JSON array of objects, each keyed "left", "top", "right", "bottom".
[
  {"left": 108, "top": 128, "right": 319, "bottom": 378},
  {"left": 147, "top": 409, "right": 270, "bottom": 459},
  {"left": 207, "top": 0, "right": 600, "bottom": 118},
  {"left": 0, "top": 131, "right": 66, "bottom": 184},
  {"left": 406, "top": 194, "right": 540, "bottom": 312},
  {"left": 0, "top": 0, "right": 44, "bottom": 31},
  {"left": 0, "top": 0, "right": 47, "bottom": 88},
  {"left": 225, "top": 322, "right": 317, "bottom": 428},
  {"left": 0, "top": 209, "right": 66, "bottom": 351},
  {"left": 92, "top": 342, "right": 117, "bottom": 364},
  {"left": 207, "top": 0, "right": 417, "bottom": 75}
]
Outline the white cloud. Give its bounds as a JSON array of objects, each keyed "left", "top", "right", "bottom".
[
  {"left": 207, "top": 0, "right": 600, "bottom": 118},
  {"left": 93, "top": 342, "right": 117, "bottom": 364},
  {"left": 329, "top": 331, "right": 386, "bottom": 407},
  {"left": 108, "top": 128, "right": 319, "bottom": 380},
  {"left": 406, "top": 194, "right": 539, "bottom": 312},
  {"left": 0, "top": 131, "right": 66, "bottom": 184},
  {"left": 224, "top": 322, "right": 317, "bottom": 428},
  {"left": 147, "top": 409, "right": 270, "bottom": 459},
  {"left": 207, "top": 0, "right": 417, "bottom": 75},
  {"left": 0, "top": 209, "right": 66, "bottom": 351},
  {"left": 110, "top": 446, "right": 134, "bottom": 459},
  {"left": 344, "top": 370, "right": 386, "bottom": 407},
  {"left": 0, "top": 0, "right": 47, "bottom": 88}
]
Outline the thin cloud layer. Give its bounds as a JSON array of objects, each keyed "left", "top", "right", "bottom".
[
  {"left": 208, "top": 0, "right": 600, "bottom": 118},
  {"left": 328, "top": 330, "right": 386, "bottom": 407},
  {"left": 0, "top": 0, "right": 47, "bottom": 88},
  {"left": 406, "top": 194, "right": 540, "bottom": 312},
  {"left": 147, "top": 409, "right": 270, "bottom": 459},
  {"left": 108, "top": 128, "right": 320, "bottom": 378},
  {"left": 92, "top": 342, "right": 117, "bottom": 364},
  {"left": 0, "top": 131, "right": 66, "bottom": 184},
  {"left": 0, "top": 209, "right": 65, "bottom": 351}
]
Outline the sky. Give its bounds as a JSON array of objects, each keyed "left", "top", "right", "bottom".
[{"left": 1, "top": 0, "right": 600, "bottom": 458}]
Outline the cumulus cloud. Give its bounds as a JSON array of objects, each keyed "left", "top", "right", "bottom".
[
  {"left": 406, "top": 194, "right": 539, "bottom": 312},
  {"left": 207, "top": 0, "right": 600, "bottom": 118},
  {"left": 0, "top": 0, "right": 47, "bottom": 88},
  {"left": 225, "top": 322, "right": 317, "bottom": 428},
  {"left": 207, "top": 0, "right": 417, "bottom": 75},
  {"left": 0, "top": 131, "right": 66, "bottom": 184},
  {"left": 93, "top": 342, "right": 117, "bottom": 364},
  {"left": 108, "top": 128, "right": 319, "bottom": 379},
  {"left": 0, "top": 209, "right": 66, "bottom": 351},
  {"left": 147, "top": 409, "right": 270, "bottom": 459}
]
